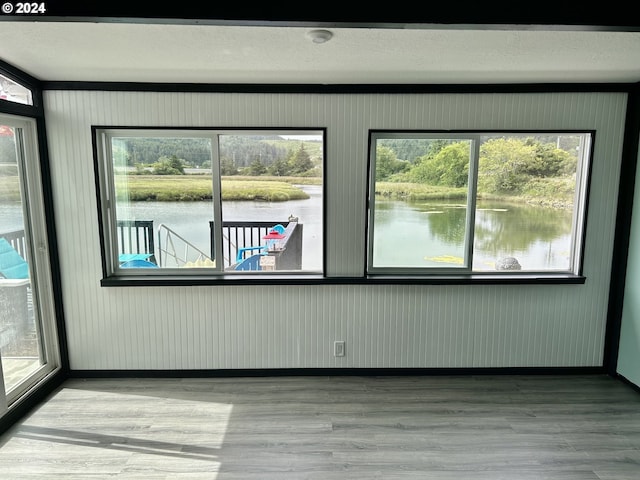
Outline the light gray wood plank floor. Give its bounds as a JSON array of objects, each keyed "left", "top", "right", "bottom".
[{"left": 0, "top": 374, "right": 638, "bottom": 479}]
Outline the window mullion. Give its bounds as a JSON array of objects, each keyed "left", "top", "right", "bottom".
[
  {"left": 210, "top": 133, "right": 224, "bottom": 273},
  {"left": 464, "top": 137, "right": 480, "bottom": 272},
  {"left": 102, "top": 132, "right": 120, "bottom": 275}
]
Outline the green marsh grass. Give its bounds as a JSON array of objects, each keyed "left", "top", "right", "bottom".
[
  {"left": 115, "top": 175, "right": 311, "bottom": 202},
  {"left": 374, "top": 182, "right": 468, "bottom": 201},
  {"left": 375, "top": 179, "right": 574, "bottom": 208}
]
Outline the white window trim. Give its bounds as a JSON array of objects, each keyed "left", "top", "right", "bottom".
[{"left": 0, "top": 113, "right": 61, "bottom": 407}]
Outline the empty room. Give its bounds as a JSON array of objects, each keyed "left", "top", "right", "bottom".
[{"left": 0, "top": 5, "right": 639, "bottom": 479}]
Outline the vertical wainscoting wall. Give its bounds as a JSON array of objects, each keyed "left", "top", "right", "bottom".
[{"left": 43, "top": 90, "right": 626, "bottom": 371}]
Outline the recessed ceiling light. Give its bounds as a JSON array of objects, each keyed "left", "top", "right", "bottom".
[{"left": 306, "top": 29, "right": 333, "bottom": 44}]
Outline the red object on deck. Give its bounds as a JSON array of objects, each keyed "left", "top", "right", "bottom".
[{"left": 263, "top": 231, "right": 285, "bottom": 239}]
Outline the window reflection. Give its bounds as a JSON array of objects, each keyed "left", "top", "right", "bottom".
[{"left": 0, "top": 74, "right": 33, "bottom": 106}]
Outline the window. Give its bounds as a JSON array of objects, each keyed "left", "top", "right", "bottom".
[
  {"left": 95, "top": 128, "right": 324, "bottom": 278},
  {"left": 0, "top": 114, "right": 61, "bottom": 406},
  {"left": 367, "top": 131, "right": 592, "bottom": 276},
  {"left": 0, "top": 73, "right": 33, "bottom": 106}
]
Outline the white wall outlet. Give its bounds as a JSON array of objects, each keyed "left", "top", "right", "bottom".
[{"left": 334, "top": 340, "right": 346, "bottom": 357}]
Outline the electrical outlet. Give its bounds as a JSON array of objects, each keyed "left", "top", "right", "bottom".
[{"left": 334, "top": 340, "right": 345, "bottom": 357}]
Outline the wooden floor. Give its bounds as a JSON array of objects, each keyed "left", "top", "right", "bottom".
[{"left": 0, "top": 374, "right": 638, "bottom": 479}]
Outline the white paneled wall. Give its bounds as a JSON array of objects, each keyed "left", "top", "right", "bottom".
[{"left": 43, "top": 90, "right": 626, "bottom": 370}]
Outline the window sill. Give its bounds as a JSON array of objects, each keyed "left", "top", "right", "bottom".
[{"left": 100, "top": 273, "right": 586, "bottom": 287}]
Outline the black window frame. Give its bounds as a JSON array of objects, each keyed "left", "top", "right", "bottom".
[
  {"left": 365, "top": 129, "right": 594, "bottom": 281},
  {"left": 93, "top": 126, "right": 327, "bottom": 285}
]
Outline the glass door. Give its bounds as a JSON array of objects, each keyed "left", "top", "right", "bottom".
[{"left": 0, "top": 114, "right": 60, "bottom": 407}]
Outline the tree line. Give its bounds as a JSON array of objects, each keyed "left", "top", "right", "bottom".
[
  {"left": 376, "top": 136, "right": 578, "bottom": 195},
  {"left": 221, "top": 143, "right": 317, "bottom": 177},
  {"left": 115, "top": 135, "right": 321, "bottom": 177}
]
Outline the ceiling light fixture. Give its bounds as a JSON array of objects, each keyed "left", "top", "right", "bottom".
[{"left": 306, "top": 29, "right": 333, "bottom": 44}]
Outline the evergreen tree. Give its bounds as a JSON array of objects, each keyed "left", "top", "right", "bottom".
[
  {"left": 268, "top": 157, "right": 291, "bottom": 176},
  {"left": 247, "top": 157, "right": 267, "bottom": 176},
  {"left": 289, "top": 143, "right": 314, "bottom": 174},
  {"left": 220, "top": 157, "right": 239, "bottom": 175},
  {"left": 522, "top": 139, "right": 576, "bottom": 177}
]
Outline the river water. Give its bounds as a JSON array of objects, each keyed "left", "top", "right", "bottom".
[
  {"left": 2, "top": 186, "right": 573, "bottom": 272},
  {"left": 119, "top": 184, "right": 324, "bottom": 271},
  {"left": 373, "top": 198, "right": 573, "bottom": 271}
]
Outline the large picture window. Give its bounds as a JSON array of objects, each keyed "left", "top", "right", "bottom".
[
  {"left": 95, "top": 128, "right": 324, "bottom": 278},
  {"left": 367, "top": 131, "right": 592, "bottom": 276}
]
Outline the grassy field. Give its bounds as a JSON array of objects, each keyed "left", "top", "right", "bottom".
[
  {"left": 2, "top": 174, "right": 320, "bottom": 202},
  {"left": 2, "top": 172, "right": 572, "bottom": 207},
  {"left": 222, "top": 175, "right": 322, "bottom": 186},
  {"left": 374, "top": 182, "right": 468, "bottom": 201},
  {"left": 374, "top": 178, "right": 575, "bottom": 208},
  {"left": 116, "top": 175, "right": 312, "bottom": 201}
]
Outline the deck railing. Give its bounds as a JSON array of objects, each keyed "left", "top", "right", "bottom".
[
  {"left": 157, "top": 223, "right": 213, "bottom": 268},
  {"left": 1, "top": 229, "right": 27, "bottom": 259},
  {"left": 4, "top": 220, "right": 304, "bottom": 272},
  {"left": 210, "top": 221, "right": 303, "bottom": 270},
  {"left": 116, "top": 220, "right": 155, "bottom": 261}
]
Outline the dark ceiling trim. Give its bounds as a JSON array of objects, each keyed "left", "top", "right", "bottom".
[
  {"left": 42, "top": 81, "right": 638, "bottom": 95},
  {"left": 0, "top": 58, "right": 44, "bottom": 114},
  {"left": 4, "top": 17, "right": 640, "bottom": 32},
  {"left": 0, "top": 58, "right": 41, "bottom": 91},
  {"left": 3, "top": 6, "right": 640, "bottom": 31}
]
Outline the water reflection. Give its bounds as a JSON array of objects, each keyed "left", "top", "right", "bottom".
[
  {"left": 373, "top": 198, "right": 573, "bottom": 270},
  {"left": 474, "top": 201, "right": 572, "bottom": 254}
]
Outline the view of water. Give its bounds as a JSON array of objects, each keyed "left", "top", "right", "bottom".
[
  {"left": 373, "top": 199, "right": 573, "bottom": 271},
  {"left": 120, "top": 185, "right": 324, "bottom": 271},
  {"left": 2, "top": 187, "right": 574, "bottom": 273}
]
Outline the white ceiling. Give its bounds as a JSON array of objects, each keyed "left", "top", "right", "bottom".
[{"left": 2, "top": 20, "right": 640, "bottom": 84}]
